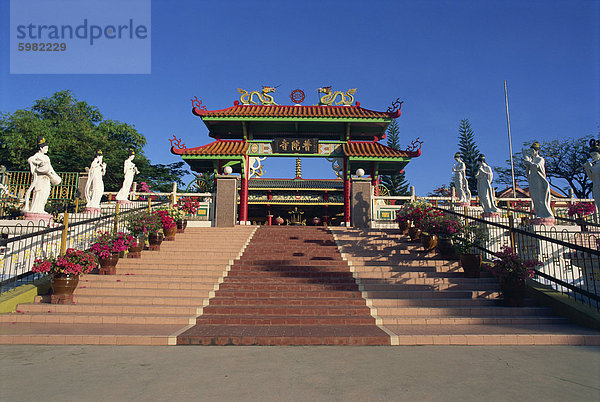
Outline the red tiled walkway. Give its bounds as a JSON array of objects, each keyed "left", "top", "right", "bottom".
[{"left": 177, "top": 226, "right": 391, "bottom": 345}]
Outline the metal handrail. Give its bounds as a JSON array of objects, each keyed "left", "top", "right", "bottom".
[{"left": 433, "top": 205, "right": 600, "bottom": 310}]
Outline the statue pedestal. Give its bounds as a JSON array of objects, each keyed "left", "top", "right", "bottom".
[
  {"left": 455, "top": 202, "right": 470, "bottom": 207},
  {"left": 530, "top": 217, "right": 555, "bottom": 226},
  {"left": 83, "top": 207, "right": 102, "bottom": 215},
  {"left": 482, "top": 212, "right": 501, "bottom": 218},
  {"left": 23, "top": 212, "right": 53, "bottom": 223},
  {"left": 116, "top": 200, "right": 134, "bottom": 205}
]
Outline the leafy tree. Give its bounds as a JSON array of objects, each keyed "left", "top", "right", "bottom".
[
  {"left": 457, "top": 119, "right": 481, "bottom": 195},
  {"left": 495, "top": 136, "right": 596, "bottom": 198},
  {"left": 427, "top": 184, "right": 452, "bottom": 197},
  {"left": 380, "top": 120, "right": 411, "bottom": 196},
  {"left": 0, "top": 91, "right": 188, "bottom": 192}
]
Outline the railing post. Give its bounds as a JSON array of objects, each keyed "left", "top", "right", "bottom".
[
  {"left": 451, "top": 187, "right": 456, "bottom": 207},
  {"left": 59, "top": 212, "right": 70, "bottom": 256},
  {"left": 410, "top": 186, "right": 416, "bottom": 201},
  {"left": 171, "top": 182, "right": 177, "bottom": 207},
  {"left": 74, "top": 198, "right": 79, "bottom": 214},
  {"left": 114, "top": 203, "right": 120, "bottom": 234},
  {"left": 508, "top": 214, "right": 516, "bottom": 249},
  {"left": 148, "top": 197, "right": 152, "bottom": 212}
]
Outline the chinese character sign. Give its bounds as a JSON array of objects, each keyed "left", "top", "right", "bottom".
[{"left": 273, "top": 138, "right": 318, "bottom": 154}]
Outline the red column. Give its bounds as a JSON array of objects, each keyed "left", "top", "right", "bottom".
[
  {"left": 371, "top": 163, "right": 379, "bottom": 196},
  {"left": 343, "top": 157, "right": 350, "bottom": 225}
]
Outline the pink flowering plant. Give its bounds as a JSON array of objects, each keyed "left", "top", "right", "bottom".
[
  {"left": 154, "top": 210, "right": 176, "bottom": 230},
  {"left": 421, "top": 214, "right": 463, "bottom": 237},
  {"left": 125, "top": 211, "right": 163, "bottom": 236},
  {"left": 484, "top": 246, "right": 542, "bottom": 283},
  {"left": 177, "top": 197, "right": 200, "bottom": 215},
  {"left": 90, "top": 231, "right": 135, "bottom": 259},
  {"left": 567, "top": 202, "right": 595, "bottom": 217},
  {"left": 31, "top": 248, "right": 96, "bottom": 276},
  {"left": 395, "top": 201, "right": 442, "bottom": 228},
  {"left": 512, "top": 200, "right": 530, "bottom": 212},
  {"left": 138, "top": 182, "right": 151, "bottom": 193}
]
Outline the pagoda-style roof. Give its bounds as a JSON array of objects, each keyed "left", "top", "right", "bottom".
[
  {"left": 248, "top": 178, "right": 344, "bottom": 190},
  {"left": 344, "top": 141, "right": 421, "bottom": 158},
  {"left": 171, "top": 140, "right": 247, "bottom": 156},
  {"left": 192, "top": 101, "right": 401, "bottom": 141},
  {"left": 193, "top": 103, "right": 400, "bottom": 120},
  {"left": 171, "top": 139, "right": 420, "bottom": 160}
]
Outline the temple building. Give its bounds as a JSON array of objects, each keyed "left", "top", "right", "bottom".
[{"left": 170, "top": 88, "right": 421, "bottom": 225}]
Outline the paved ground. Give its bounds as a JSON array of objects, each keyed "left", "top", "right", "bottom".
[{"left": 1, "top": 346, "right": 599, "bottom": 401}]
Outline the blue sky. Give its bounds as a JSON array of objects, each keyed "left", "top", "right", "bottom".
[{"left": 1, "top": 0, "right": 598, "bottom": 195}]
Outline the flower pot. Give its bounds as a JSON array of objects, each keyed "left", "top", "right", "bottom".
[
  {"left": 408, "top": 227, "right": 421, "bottom": 242},
  {"left": 437, "top": 237, "right": 456, "bottom": 259},
  {"left": 148, "top": 232, "right": 163, "bottom": 251},
  {"left": 420, "top": 233, "right": 438, "bottom": 252},
  {"left": 127, "top": 237, "right": 145, "bottom": 259},
  {"left": 274, "top": 216, "right": 284, "bottom": 225},
  {"left": 460, "top": 253, "right": 482, "bottom": 278},
  {"left": 51, "top": 274, "right": 79, "bottom": 295},
  {"left": 312, "top": 217, "right": 321, "bottom": 226},
  {"left": 98, "top": 253, "right": 120, "bottom": 275},
  {"left": 176, "top": 219, "right": 188, "bottom": 233},
  {"left": 500, "top": 279, "right": 528, "bottom": 307},
  {"left": 164, "top": 226, "right": 177, "bottom": 241},
  {"left": 398, "top": 220, "right": 411, "bottom": 235}
]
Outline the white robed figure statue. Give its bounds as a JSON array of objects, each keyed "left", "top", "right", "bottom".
[
  {"left": 22, "top": 136, "right": 61, "bottom": 217},
  {"left": 452, "top": 152, "right": 471, "bottom": 204},
  {"left": 115, "top": 149, "right": 139, "bottom": 203},
  {"left": 523, "top": 141, "right": 554, "bottom": 220},
  {"left": 583, "top": 139, "right": 600, "bottom": 214},
  {"left": 84, "top": 149, "right": 107, "bottom": 212},
  {"left": 475, "top": 154, "right": 499, "bottom": 214}
]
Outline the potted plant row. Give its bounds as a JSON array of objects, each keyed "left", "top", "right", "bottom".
[
  {"left": 154, "top": 208, "right": 179, "bottom": 241},
  {"left": 176, "top": 197, "right": 201, "bottom": 232},
  {"left": 31, "top": 248, "right": 96, "bottom": 303},
  {"left": 395, "top": 201, "right": 441, "bottom": 242},
  {"left": 90, "top": 231, "right": 135, "bottom": 274},
  {"left": 125, "top": 211, "right": 164, "bottom": 251},
  {"left": 484, "top": 246, "right": 542, "bottom": 306}
]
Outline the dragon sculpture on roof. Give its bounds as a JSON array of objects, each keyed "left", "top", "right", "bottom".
[
  {"left": 318, "top": 87, "right": 357, "bottom": 106},
  {"left": 237, "top": 86, "right": 279, "bottom": 105}
]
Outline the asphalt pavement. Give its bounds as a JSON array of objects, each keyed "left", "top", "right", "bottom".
[{"left": 1, "top": 345, "right": 599, "bottom": 401}]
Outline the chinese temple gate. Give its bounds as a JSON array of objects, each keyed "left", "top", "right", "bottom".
[{"left": 170, "top": 88, "right": 421, "bottom": 225}]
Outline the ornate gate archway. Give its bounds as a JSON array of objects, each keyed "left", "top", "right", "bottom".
[{"left": 171, "top": 88, "right": 421, "bottom": 225}]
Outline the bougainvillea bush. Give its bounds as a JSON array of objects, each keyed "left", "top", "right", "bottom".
[
  {"left": 125, "top": 211, "right": 163, "bottom": 236},
  {"left": 154, "top": 210, "right": 176, "bottom": 230},
  {"left": 156, "top": 206, "right": 184, "bottom": 221},
  {"left": 421, "top": 214, "right": 463, "bottom": 237},
  {"left": 90, "top": 231, "right": 135, "bottom": 259},
  {"left": 567, "top": 202, "right": 596, "bottom": 217},
  {"left": 31, "top": 248, "right": 96, "bottom": 275},
  {"left": 395, "top": 201, "right": 442, "bottom": 228},
  {"left": 177, "top": 197, "right": 200, "bottom": 215},
  {"left": 484, "top": 246, "right": 542, "bottom": 282}
]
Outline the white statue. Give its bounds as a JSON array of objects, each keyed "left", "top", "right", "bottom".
[
  {"left": 452, "top": 152, "right": 471, "bottom": 204},
  {"left": 115, "top": 149, "right": 139, "bottom": 203},
  {"left": 22, "top": 137, "right": 61, "bottom": 216},
  {"left": 85, "top": 149, "right": 106, "bottom": 211},
  {"left": 523, "top": 141, "right": 554, "bottom": 219},
  {"left": 583, "top": 139, "right": 600, "bottom": 213},
  {"left": 475, "top": 154, "right": 499, "bottom": 214}
]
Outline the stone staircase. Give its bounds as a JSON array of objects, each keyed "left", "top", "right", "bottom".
[
  {"left": 176, "top": 226, "right": 391, "bottom": 345},
  {"left": 0, "top": 227, "right": 256, "bottom": 345},
  {"left": 331, "top": 228, "right": 600, "bottom": 345},
  {"left": 2, "top": 226, "right": 599, "bottom": 346}
]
